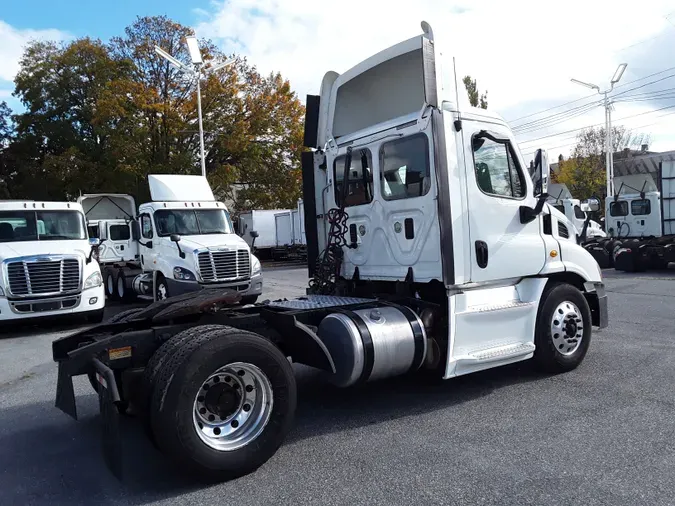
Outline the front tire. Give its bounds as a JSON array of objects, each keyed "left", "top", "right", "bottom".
[
  {"left": 150, "top": 328, "right": 296, "bottom": 482},
  {"left": 155, "top": 275, "right": 170, "bottom": 301},
  {"left": 533, "top": 283, "right": 592, "bottom": 373}
]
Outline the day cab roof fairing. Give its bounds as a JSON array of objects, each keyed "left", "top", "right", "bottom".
[{"left": 316, "top": 22, "right": 439, "bottom": 149}]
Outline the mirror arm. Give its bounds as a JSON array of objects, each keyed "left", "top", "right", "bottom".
[
  {"left": 519, "top": 193, "right": 549, "bottom": 224},
  {"left": 176, "top": 243, "right": 186, "bottom": 259}
]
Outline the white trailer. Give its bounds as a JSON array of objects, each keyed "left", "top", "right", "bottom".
[
  {"left": 0, "top": 200, "right": 105, "bottom": 323},
  {"left": 54, "top": 22, "right": 608, "bottom": 484},
  {"left": 79, "top": 175, "right": 263, "bottom": 305}
]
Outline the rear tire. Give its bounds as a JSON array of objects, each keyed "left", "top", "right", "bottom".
[
  {"left": 106, "top": 307, "right": 144, "bottom": 324},
  {"left": 533, "top": 282, "right": 591, "bottom": 373},
  {"left": 150, "top": 328, "right": 296, "bottom": 482},
  {"left": 138, "top": 324, "right": 229, "bottom": 445},
  {"left": 116, "top": 270, "right": 138, "bottom": 303},
  {"left": 104, "top": 268, "right": 118, "bottom": 301}
]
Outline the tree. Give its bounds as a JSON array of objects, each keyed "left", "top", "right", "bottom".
[
  {"left": 555, "top": 125, "right": 651, "bottom": 206},
  {"left": 0, "top": 101, "right": 14, "bottom": 197},
  {"left": 462, "top": 75, "right": 488, "bottom": 109},
  {"left": 5, "top": 15, "right": 305, "bottom": 211}
]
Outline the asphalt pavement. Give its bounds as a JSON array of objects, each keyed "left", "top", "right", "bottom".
[{"left": 1, "top": 266, "right": 674, "bottom": 506}]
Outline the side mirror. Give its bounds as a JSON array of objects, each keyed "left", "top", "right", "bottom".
[
  {"left": 532, "top": 148, "right": 550, "bottom": 197},
  {"left": 131, "top": 221, "right": 141, "bottom": 241},
  {"left": 170, "top": 234, "right": 185, "bottom": 259},
  {"left": 249, "top": 230, "right": 259, "bottom": 238},
  {"left": 89, "top": 237, "right": 101, "bottom": 248},
  {"left": 582, "top": 196, "right": 601, "bottom": 213}
]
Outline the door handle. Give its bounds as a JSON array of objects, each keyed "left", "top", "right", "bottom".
[{"left": 475, "top": 240, "right": 488, "bottom": 268}]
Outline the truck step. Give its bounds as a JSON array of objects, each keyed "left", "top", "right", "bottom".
[
  {"left": 456, "top": 342, "right": 535, "bottom": 364},
  {"left": 457, "top": 300, "right": 534, "bottom": 315}
]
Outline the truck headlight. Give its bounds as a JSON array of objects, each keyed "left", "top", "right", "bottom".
[
  {"left": 251, "top": 255, "right": 261, "bottom": 275},
  {"left": 84, "top": 271, "right": 103, "bottom": 289},
  {"left": 174, "top": 267, "right": 196, "bottom": 281}
]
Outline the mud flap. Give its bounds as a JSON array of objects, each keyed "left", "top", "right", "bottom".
[
  {"left": 93, "top": 359, "right": 123, "bottom": 481},
  {"left": 55, "top": 362, "right": 78, "bottom": 419}
]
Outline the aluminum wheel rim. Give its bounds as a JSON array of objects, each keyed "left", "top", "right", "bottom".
[
  {"left": 550, "top": 301, "right": 584, "bottom": 356},
  {"left": 192, "top": 362, "right": 273, "bottom": 452}
]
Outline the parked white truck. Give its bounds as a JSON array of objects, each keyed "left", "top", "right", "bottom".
[
  {"left": 53, "top": 22, "right": 607, "bottom": 483},
  {"left": 80, "top": 174, "right": 263, "bottom": 304},
  {"left": 547, "top": 184, "right": 606, "bottom": 241},
  {"left": 0, "top": 200, "right": 104, "bottom": 323}
]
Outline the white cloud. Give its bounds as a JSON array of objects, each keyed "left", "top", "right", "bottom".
[
  {"left": 197, "top": 0, "right": 675, "bottom": 156},
  {"left": 0, "top": 20, "right": 71, "bottom": 82}
]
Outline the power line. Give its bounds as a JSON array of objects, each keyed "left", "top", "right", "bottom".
[
  {"left": 519, "top": 104, "right": 675, "bottom": 144},
  {"left": 507, "top": 65, "right": 675, "bottom": 127}
]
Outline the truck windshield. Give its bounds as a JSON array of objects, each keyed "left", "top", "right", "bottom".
[
  {"left": 154, "top": 209, "right": 233, "bottom": 237},
  {"left": 0, "top": 210, "right": 86, "bottom": 243}
]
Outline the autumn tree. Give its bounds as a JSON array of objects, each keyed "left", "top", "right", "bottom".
[
  {"left": 555, "top": 125, "right": 651, "bottom": 206},
  {"left": 463, "top": 75, "right": 488, "bottom": 109},
  {"left": 6, "top": 15, "right": 305, "bottom": 210}
]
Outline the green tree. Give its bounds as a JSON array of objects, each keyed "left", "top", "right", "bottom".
[
  {"left": 554, "top": 125, "right": 651, "bottom": 208},
  {"left": 462, "top": 75, "right": 488, "bottom": 109},
  {"left": 0, "top": 101, "right": 14, "bottom": 198},
  {"left": 6, "top": 15, "right": 305, "bottom": 211}
]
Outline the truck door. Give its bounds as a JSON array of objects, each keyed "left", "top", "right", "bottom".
[
  {"left": 462, "top": 123, "right": 546, "bottom": 282},
  {"left": 138, "top": 213, "right": 157, "bottom": 270}
]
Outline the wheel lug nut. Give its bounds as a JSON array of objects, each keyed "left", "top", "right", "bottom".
[
  {"left": 245, "top": 385, "right": 253, "bottom": 392},
  {"left": 243, "top": 404, "right": 251, "bottom": 412}
]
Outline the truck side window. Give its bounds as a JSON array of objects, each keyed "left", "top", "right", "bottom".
[
  {"left": 609, "top": 201, "right": 628, "bottom": 217},
  {"left": 631, "top": 199, "right": 651, "bottom": 216},
  {"left": 140, "top": 214, "right": 153, "bottom": 239},
  {"left": 380, "top": 134, "right": 430, "bottom": 201},
  {"left": 574, "top": 205, "right": 586, "bottom": 219},
  {"left": 334, "top": 149, "right": 373, "bottom": 207},
  {"left": 109, "top": 224, "right": 131, "bottom": 241},
  {"left": 472, "top": 136, "right": 524, "bottom": 198}
]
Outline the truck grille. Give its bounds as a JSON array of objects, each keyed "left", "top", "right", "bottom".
[
  {"left": 198, "top": 249, "right": 251, "bottom": 282},
  {"left": 5, "top": 257, "right": 81, "bottom": 297}
]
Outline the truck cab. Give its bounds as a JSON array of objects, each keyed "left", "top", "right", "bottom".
[
  {"left": 0, "top": 200, "right": 104, "bottom": 323},
  {"left": 80, "top": 175, "right": 263, "bottom": 304},
  {"left": 606, "top": 191, "right": 661, "bottom": 238}
]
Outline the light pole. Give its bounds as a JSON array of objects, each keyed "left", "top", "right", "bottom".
[
  {"left": 154, "top": 37, "right": 234, "bottom": 178},
  {"left": 571, "top": 63, "right": 627, "bottom": 200}
]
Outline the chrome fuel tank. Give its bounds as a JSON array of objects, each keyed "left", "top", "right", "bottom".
[{"left": 316, "top": 304, "right": 427, "bottom": 387}]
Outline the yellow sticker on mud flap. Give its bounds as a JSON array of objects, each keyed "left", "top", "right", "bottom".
[{"left": 108, "top": 346, "right": 132, "bottom": 360}]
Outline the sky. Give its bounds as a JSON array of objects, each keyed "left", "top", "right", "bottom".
[{"left": 2, "top": 0, "right": 675, "bottom": 160}]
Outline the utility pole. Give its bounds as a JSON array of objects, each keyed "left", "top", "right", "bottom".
[
  {"left": 154, "top": 37, "right": 234, "bottom": 179},
  {"left": 571, "top": 63, "right": 627, "bottom": 201}
]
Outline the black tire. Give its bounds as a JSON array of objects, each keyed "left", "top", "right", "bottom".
[
  {"left": 138, "top": 324, "right": 229, "bottom": 444},
  {"left": 104, "top": 268, "right": 118, "bottom": 301},
  {"left": 116, "top": 269, "right": 138, "bottom": 303},
  {"left": 155, "top": 274, "right": 170, "bottom": 301},
  {"left": 150, "top": 328, "right": 296, "bottom": 482},
  {"left": 106, "top": 307, "right": 144, "bottom": 324},
  {"left": 240, "top": 295, "right": 259, "bottom": 305},
  {"left": 85, "top": 309, "right": 105, "bottom": 324},
  {"left": 533, "top": 282, "right": 592, "bottom": 373}
]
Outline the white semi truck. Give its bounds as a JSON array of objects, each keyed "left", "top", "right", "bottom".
[
  {"left": 547, "top": 184, "right": 606, "bottom": 241},
  {"left": 79, "top": 174, "right": 263, "bottom": 305},
  {"left": 0, "top": 200, "right": 104, "bottom": 323},
  {"left": 600, "top": 160, "right": 675, "bottom": 271},
  {"left": 52, "top": 22, "right": 607, "bottom": 483}
]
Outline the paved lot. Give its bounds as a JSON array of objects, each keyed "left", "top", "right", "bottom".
[{"left": 1, "top": 266, "right": 674, "bottom": 505}]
